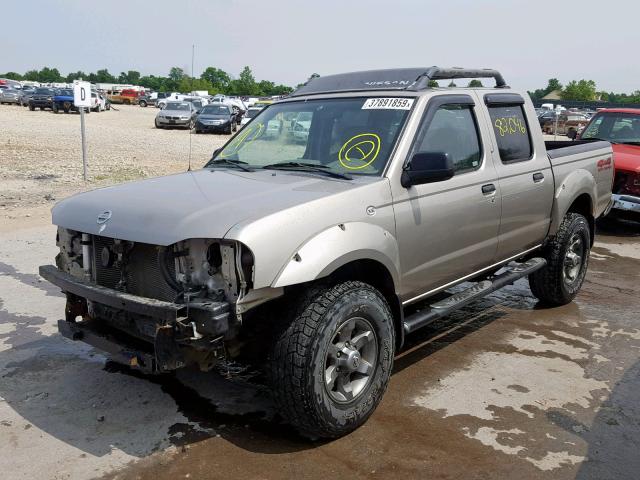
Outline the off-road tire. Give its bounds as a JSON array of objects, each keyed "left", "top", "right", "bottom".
[
  {"left": 139, "top": 100, "right": 147, "bottom": 107},
  {"left": 269, "top": 281, "right": 395, "bottom": 439},
  {"left": 529, "top": 212, "right": 590, "bottom": 306}
]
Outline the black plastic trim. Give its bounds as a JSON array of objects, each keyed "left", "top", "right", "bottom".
[{"left": 484, "top": 93, "right": 525, "bottom": 105}]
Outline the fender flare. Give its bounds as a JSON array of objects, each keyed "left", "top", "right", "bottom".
[
  {"left": 549, "top": 169, "right": 596, "bottom": 237},
  {"left": 271, "top": 222, "right": 401, "bottom": 291}
]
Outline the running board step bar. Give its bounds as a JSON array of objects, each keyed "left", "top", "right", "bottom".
[{"left": 403, "top": 257, "right": 546, "bottom": 335}]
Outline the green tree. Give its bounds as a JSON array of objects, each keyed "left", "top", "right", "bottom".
[
  {"left": 178, "top": 77, "right": 215, "bottom": 94},
  {"left": 528, "top": 78, "right": 564, "bottom": 100},
  {"left": 468, "top": 79, "right": 483, "bottom": 87},
  {"left": 65, "top": 71, "right": 87, "bottom": 82},
  {"left": 93, "top": 69, "right": 116, "bottom": 83},
  {"left": 427, "top": 80, "right": 439, "bottom": 88},
  {"left": 37, "top": 67, "right": 63, "bottom": 83},
  {"left": 23, "top": 70, "right": 39, "bottom": 81},
  {"left": 169, "top": 67, "right": 186, "bottom": 82},
  {"left": 257, "top": 80, "right": 275, "bottom": 96},
  {"left": 1, "top": 72, "right": 23, "bottom": 80},
  {"left": 561, "top": 79, "right": 597, "bottom": 101},
  {"left": 200, "top": 67, "right": 231, "bottom": 91},
  {"left": 235, "top": 66, "right": 259, "bottom": 95},
  {"left": 118, "top": 70, "right": 141, "bottom": 84}
]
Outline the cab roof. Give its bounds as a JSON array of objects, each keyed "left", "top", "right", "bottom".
[{"left": 291, "top": 67, "right": 508, "bottom": 97}]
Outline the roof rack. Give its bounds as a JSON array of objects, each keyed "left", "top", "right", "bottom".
[{"left": 290, "top": 67, "right": 508, "bottom": 97}]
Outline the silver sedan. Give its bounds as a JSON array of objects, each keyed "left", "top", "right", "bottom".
[{"left": 154, "top": 101, "right": 197, "bottom": 129}]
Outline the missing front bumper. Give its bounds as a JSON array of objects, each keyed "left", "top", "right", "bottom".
[{"left": 40, "top": 264, "right": 231, "bottom": 373}]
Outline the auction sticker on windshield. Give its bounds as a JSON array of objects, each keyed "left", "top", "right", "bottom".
[{"left": 362, "top": 98, "right": 414, "bottom": 110}]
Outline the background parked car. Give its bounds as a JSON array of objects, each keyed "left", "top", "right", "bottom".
[
  {"left": 194, "top": 104, "right": 237, "bottom": 134},
  {"left": 28, "top": 87, "right": 55, "bottom": 110},
  {"left": 240, "top": 106, "right": 263, "bottom": 126},
  {"left": 0, "top": 88, "right": 21, "bottom": 105},
  {"left": 52, "top": 88, "right": 80, "bottom": 113},
  {"left": 542, "top": 112, "right": 588, "bottom": 137},
  {"left": 18, "top": 87, "right": 36, "bottom": 106},
  {"left": 580, "top": 108, "right": 640, "bottom": 219},
  {"left": 154, "top": 101, "right": 198, "bottom": 129},
  {"left": 537, "top": 109, "right": 558, "bottom": 127}
]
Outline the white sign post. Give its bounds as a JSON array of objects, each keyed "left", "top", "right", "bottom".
[{"left": 73, "top": 80, "right": 92, "bottom": 181}]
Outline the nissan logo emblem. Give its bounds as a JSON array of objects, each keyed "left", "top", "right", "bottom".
[{"left": 96, "top": 210, "right": 112, "bottom": 225}]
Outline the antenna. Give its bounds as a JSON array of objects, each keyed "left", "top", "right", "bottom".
[{"left": 187, "top": 44, "right": 195, "bottom": 172}]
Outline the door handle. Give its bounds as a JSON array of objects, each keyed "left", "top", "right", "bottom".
[
  {"left": 481, "top": 184, "right": 496, "bottom": 195},
  {"left": 533, "top": 172, "right": 545, "bottom": 183}
]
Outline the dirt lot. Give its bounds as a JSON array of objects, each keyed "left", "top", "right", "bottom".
[
  {"left": 0, "top": 103, "right": 229, "bottom": 229},
  {"left": 0, "top": 104, "right": 639, "bottom": 480}
]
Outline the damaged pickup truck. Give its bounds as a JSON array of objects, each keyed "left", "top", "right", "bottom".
[{"left": 40, "top": 67, "right": 614, "bottom": 439}]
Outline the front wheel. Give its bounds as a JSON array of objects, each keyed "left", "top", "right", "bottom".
[
  {"left": 529, "top": 212, "right": 590, "bottom": 306},
  {"left": 270, "top": 281, "right": 395, "bottom": 438}
]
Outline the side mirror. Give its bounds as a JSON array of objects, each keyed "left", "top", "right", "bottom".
[
  {"left": 401, "top": 152, "right": 454, "bottom": 188},
  {"left": 212, "top": 148, "right": 221, "bottom": 158}
]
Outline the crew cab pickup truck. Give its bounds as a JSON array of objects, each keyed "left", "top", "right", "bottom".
[
  {"left": 40, "top": 67, "right": 613, "bottom": 439},
  {"left": 579, "top": 108, "right": 640, "bottom": 218}
]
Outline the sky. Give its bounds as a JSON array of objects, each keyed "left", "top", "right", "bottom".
[{"left": 1, "top": 0, "right": 639, "bottom": 93}]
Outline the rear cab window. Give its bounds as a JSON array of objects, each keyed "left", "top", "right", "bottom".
[{"left": 485, "top": 94, "right": 533, "bottom": 163}]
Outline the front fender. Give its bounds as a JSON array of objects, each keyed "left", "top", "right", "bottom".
[
  {"left": 549, "top": 168, "right": 596, "bottom": 236},
  {"left": 271, "top": 222, "right": 401, "bottom": 290}
]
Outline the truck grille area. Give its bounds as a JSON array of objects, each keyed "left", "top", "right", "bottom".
[{"left": 92, "top": 236, "right": 177, "bottom": 302}]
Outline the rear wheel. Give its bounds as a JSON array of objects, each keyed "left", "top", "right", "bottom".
[
  {"left": 29, "top": 104, "right": 35, "bottom": 111},
  {"left": 529, "top": 212, "right": 590, "bottom": 305},
  {"left": 269, "top": 281, "right": 395, "bottom": 438},
  {"left": 139, "top": 100, "right": 147, "bottom": 107}
]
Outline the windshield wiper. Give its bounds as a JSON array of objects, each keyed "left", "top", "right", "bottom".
[
  {"left": 206, "top": 158, "right": 254, "bottom": 172},
  {"left": 262, "top": 162, "right": 352, "bottom": 180},
  {"left": 620, "top": 141, "right": 640, "bottom": 146}
]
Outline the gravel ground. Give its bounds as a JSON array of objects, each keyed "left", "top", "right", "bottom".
[{"left": 0, "top": 103, "right": 230, "bottom": 219}]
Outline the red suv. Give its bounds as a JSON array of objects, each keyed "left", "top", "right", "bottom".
[{"left": 580, "top": 108, "right": 640, "bottom": 219}]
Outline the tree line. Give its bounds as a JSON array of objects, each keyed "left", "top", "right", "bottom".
[
  {"left": 528, "top": 78, "right": 640, "bottom": 103},
  {"left": 0, "top": 66, "right": 294, "bottom": 97}
]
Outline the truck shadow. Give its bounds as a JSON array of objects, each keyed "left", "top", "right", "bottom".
[
  {"left": 0, "top": 259, "right": 562, "bottom": 458},
  {"left": 596, "top": 216, "right": 640, "bottom": 237}
]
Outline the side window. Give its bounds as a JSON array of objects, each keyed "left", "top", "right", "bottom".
[
  {"left": 415, "top": 104, "right": 482, "bottom": 174},
  {"left": 488, "top": 105, "right": 532, "bottom": 163}
]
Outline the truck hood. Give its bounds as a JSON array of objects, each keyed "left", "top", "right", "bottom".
[
  {"left": 52, "top": 169, "right": 361, "bottom": 245},
  {"left": 612, "top": 143, "right": 640, "bottom": 173}
]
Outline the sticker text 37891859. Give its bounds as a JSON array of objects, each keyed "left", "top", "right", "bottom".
[{"left": 362, "top": 98, "right": 414, "bottom": 110}]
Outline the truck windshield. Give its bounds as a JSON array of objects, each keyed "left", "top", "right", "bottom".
[
  {"left": 209, "top": 97, "right": 414, "bottom": 176},
  {"left": 582, "top": 112, "right": 640, "bottom": 145}
]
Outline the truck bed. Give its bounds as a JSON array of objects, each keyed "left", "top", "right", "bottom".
[{"left": 545, "top": 139, "right": 610, "bottom": 158}]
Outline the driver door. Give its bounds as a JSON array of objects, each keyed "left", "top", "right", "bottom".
[{"left": 392, "top": 94, "right": 501, "bottom": 303}]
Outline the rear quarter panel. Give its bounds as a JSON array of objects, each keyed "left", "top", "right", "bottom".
[{"left": 548, "top": 141, "right": 613, "bottom": 235}]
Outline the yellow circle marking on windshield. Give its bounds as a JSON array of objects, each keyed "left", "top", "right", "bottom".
[
  {"left": 219, "top": 123, "right": 264, "bottom": 158},
  {"left": 338, "top": 133, "right": 381, "bottom": 170}
]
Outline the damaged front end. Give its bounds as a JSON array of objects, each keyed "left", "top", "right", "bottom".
[{"left": 40, "top": 227, "right": 254, "bottom": 374}]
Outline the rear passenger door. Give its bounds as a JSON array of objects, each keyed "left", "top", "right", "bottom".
[{"left": 480, "top": 93, "right": 554, "bottom": 261}]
